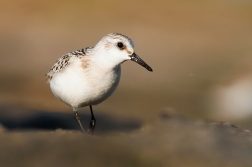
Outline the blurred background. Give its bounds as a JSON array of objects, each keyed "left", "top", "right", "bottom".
[{"left": 1, "top": 0, "right": 252, "bottom": 130}]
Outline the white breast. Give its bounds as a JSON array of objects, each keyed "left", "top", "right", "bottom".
[{"left": 50, "top": 58, "right": 121, "bottom": 108}]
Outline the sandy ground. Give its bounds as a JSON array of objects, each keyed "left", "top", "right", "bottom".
[
  {"left": 1, "top": 0, "right": 252, "bottom": 166},
  {"left": 0, "top": 109, "right": 251, "bottom": 167}
]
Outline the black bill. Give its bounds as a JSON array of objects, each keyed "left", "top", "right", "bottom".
[{"left": 129, "top": 53, "right": 153, "bottom": 72}]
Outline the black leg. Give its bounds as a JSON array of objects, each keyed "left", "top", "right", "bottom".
[
  {"left": 73, "top": 108, "right": 85, "bottom": 133},
  {"left": 88, "top": 105, "right": 96, "bottom": 134}
]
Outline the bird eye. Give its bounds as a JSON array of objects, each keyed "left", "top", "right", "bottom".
[{"left": 117, "top": 42, "right": 124, "bottom": 49}]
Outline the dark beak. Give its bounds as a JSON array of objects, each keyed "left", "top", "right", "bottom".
[{"left": 129, "top": 53, "right": 153, "bottom": 72}]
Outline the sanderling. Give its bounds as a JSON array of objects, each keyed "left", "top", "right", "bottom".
[{"left": 45, "top": 33, "right": 153, "bottom": 134}]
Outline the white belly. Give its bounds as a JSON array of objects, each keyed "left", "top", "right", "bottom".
[{"left": 50, "top": 64, "right": 121, "bottom": 108}]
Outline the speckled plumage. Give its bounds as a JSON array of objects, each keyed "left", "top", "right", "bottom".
[
  {"left": 45, "top": 47, "right": 93, "bottom": 83},
  {"left": 106, "top": 33, "right": 134, "bottom": 47}
]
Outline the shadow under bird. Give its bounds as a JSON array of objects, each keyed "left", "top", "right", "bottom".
[{"left": 45, "top": 33, "right": 153, "bottom": 134}]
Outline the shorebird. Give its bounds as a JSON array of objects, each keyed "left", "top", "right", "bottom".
[{"left": 45, "top": 33, "right": 153, "bottom": 133}]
